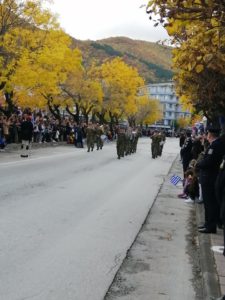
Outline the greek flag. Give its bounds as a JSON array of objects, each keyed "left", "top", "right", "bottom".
[{"left": 170, "top": 175, "right": 182, "bottom": 186}]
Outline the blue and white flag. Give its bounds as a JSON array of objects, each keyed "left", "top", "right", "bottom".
[{"left": 170, "top": 175, "right": 182, "bottom": 186}]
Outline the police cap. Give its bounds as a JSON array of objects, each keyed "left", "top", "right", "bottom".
[{"left": 207, "top": 127, "right": 221, "bottom": 134}]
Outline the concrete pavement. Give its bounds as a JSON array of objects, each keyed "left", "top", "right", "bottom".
[{"left": 105, "top": 155, "right": 225, "bottom": 300}]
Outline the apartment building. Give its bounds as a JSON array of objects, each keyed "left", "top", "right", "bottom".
[{"left": 143, "top": 82, "right": 191, "bottom": 127}]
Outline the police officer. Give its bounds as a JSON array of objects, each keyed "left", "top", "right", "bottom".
[
  {"left": 196, "top": 126, "right": 225, "bottom": 233},
  {"left": 216, "top": 153, "right": 225, "bottom": 255}
]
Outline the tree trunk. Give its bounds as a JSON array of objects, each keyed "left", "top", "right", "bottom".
[
  {"left": 91, "top": 112, "right": 96, "bottom": 123},
  {"left": 109, "top": 111, "right": 115, "bottom": 128},
  {"left": 47, "top": 97, "right": 62, "bottom": 124},
  {"left": 0, "top": 91, "right": 16, "bottom": 117},
  {"left": 96, "top": 110, "right": 106, "bottom": 124},
  {"left": 66, "top": 104, "right": 80, "bottom": 124},
  {"left": 83, "top": 112, "right": 88, "bottom": 124}
]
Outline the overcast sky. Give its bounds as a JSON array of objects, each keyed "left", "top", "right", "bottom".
[{"left": 49, "top": 0, "right": 168, "bottom": 42}]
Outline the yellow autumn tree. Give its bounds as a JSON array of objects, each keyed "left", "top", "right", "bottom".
[
  {"left": 60, "top": 65, "right": 103, "bottom": 124},
  {"left": 11, "top": 30, "right": 83, "bottom": 122},
  {"left": 90, "top": 58, "right": 145, "bottom": 124},
  {"left": 0, "top": 0, "right": 60, "bottom": 116},
  {"left": 177, "top": 116, "right": 191, "bottom": 130},
  {"left": 128, "top": 95, "right": 162, "bottom": 126},
  {"left": 146, "top": 0, "right": 225, "bottom": 119}
]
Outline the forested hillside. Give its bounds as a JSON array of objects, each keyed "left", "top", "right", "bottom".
[{"left": 72, "top": 37, "right": 173, "bottom": 83}]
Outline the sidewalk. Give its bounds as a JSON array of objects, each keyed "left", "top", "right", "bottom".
[
  {"left": 196, "top": 204, "right": 225, "bottom": 295},
  {"left": 195, "top": 187, "right": 225, "bottom": 297},
  {"left": 195, "top": 199, "right": 223, "bottom": 299},
  {"left": 105, "top": 156, "right": 225, "bottom": 300},
  {"left": 211, "top": 231, "right": 225, "bottom": 295}
]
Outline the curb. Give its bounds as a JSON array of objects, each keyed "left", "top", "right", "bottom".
[
  {"left": 196, "top": 203, "right": 221, "bottom": 300},
  {"left": 4, "top": 142, "right": 69, "bottom": 152}
]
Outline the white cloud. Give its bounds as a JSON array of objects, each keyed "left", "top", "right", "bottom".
[{"left": 49, "top": 0, "right": 169, "bottom": 42}]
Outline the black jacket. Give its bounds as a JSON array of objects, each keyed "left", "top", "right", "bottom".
[
  {"left": 21, "top": 120, "right": 33, "bottom": 141},
  {"left": 196, "top": 137, "right": 225, "bottom": 184},
  {"left": 181, "top": 137, "right": 193, "bottom": 161},
  {"left": 215, "top": 155, "right": 225, "bottom": 221}
]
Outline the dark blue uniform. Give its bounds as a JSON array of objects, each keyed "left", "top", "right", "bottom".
[
  {"left": 197, "top": 137, "right": 225, "bottom": 232},
  {"left": 216, "top": 154, "right": 225, "bottom": 255}
]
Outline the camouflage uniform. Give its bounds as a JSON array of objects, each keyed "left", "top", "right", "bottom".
[
  {"left": 86, "top": 124, "right": 95, "bottom": 152},
  {"left": 132, "top": 129, "right": 140, "bottom": 153},
  {"left": 151, "top": 132, "right": 160, "bottom": 159},
  {"left": 158, "top": 132, "right": 166, "bottom": 156},
  {"left": 117, "top": 127, "right": 126, "bottom": 159},
  {"left": 125, "top": 127, "right": 132, "bottom": 156},
  {"left": 95, "top": 125, "right": 104, "bottom": 150}
]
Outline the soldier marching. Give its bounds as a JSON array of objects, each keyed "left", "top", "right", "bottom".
[
  {"left": 116, "top": 125, "right": 140, "bottom": 159},
  {"left": 85, "top": 122, "right": 96, "bottom": 152},
  {"left": 151, "top": 130, "right": 166, "bottom": 159},
  {"left": 85, "top": 122, "right": 105, "bottom": 152}
]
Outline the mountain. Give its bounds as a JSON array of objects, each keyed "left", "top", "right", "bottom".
[{"left": 71, "top": 36, "right": 173, "bottom": 83}]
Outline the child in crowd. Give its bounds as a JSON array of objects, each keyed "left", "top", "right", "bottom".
[{"left": 178, "top": 159, "right": 199, "bottom": 203}]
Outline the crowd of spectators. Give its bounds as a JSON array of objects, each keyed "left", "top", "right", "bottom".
[
  {"left": 0, "top": 109, "right": 116, "bottom": 150},
  {"left": 179, "top": 126, "right": 225, "bottom": 300},
  {"left": 179, "top": 125, "right": 225, "bottom": 261}
]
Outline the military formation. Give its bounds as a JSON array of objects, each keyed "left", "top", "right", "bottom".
[
  {"left": 150, "top": 130, "right": 166, "bottom": 159},
  {"left": 85, "top": 122, "right": 105, "bottom": 152},
  {"left": 84, "top": 122, "right": 167, "bottom": 160},
  {"left": 116, "top": 126, "right": 140, "bottom": 159}
]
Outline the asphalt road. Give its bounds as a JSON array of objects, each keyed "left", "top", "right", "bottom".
[{"left": 0, "top": 138, "right": 179, "bottom": 300}]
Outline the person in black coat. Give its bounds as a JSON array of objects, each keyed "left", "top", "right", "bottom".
[
  {"left": 74, "top": 124, "right": 84, "bottom": 148},
  {"left": 191, "top": 136, "right": 204, "bottom": 160},
  {"left": 216, "top": 153, "right": 225, "bottom": 255},
  {"left": 20, "top": 115, "right": 33, "bottom": 158},
  {"left": 179, "top": 132, "right": 185, "bottom": 148},
  {"left": 213, "top": 143, "right": 225, "bottom": 300},
  {"left": 179, "top": 132, "right": 185, "bottom": 160},
  {"left": 180, "top": 131, "right": 193, "bottom": 175},
  {"left": 196, "top": 128, "right": 225, "bottom": 233}
]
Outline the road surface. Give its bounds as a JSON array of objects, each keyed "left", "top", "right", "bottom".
[{"left": 0, "top": 138, "right": 179, "bottom": 300}]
